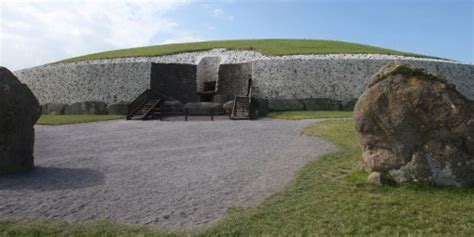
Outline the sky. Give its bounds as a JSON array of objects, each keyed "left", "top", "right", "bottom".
[{"left": 0, "top": 0, "right": 473, "bottom": 70}]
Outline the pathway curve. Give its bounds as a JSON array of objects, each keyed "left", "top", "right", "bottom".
[{"left": 0, "top": 118, "right": 334, "bottom": 229}]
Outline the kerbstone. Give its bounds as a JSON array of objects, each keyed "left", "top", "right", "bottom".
[
  {"left": 65, "top": 101, "right": 108, "bottom": 115},
  {"left": 42, "top": 103, "right": 67, "bottom": 115},
  {"left": 302, "top": 98, "right": 341, "bottom": 111},
  {"left": 268, "top": 99, "right": 304, "bottom": 111},
  {"left": 354, "top": 62, "right": 474, "bottom": 187},
  {"left": 107, "top": 102, "right": 130, "bottom": 115}
]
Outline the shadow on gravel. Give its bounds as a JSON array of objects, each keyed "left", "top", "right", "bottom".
[{"left": 0, "top": 167, "right": 105, "bottom": 191}]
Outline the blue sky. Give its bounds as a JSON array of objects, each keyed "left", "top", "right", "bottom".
[
  {"left": 164, "top": 0, "right": 473, "bottom": 62},
  {"left": 1, "top": 0, "right": 472, "bottom": 70}
]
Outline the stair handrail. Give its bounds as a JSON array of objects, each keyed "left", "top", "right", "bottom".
[
  {"left": 231, "top": 95, "right": 238, "bottom": 119},
  {"left": 141, "top": 99, "right": 161, "bottom": 120},
  {"left": 156, "top": 92, "right": 177, "bottom": 102},
  {"left": 127, "top": 89, "right": 150, "bottom": 120},
  {"left": 246, "top": 77, "right": 253, "bottom": 102}
]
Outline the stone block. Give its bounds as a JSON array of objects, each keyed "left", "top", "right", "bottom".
[
  {"left": 107, "top": 102, "right": 130, "bottom": 115},
  {"left": 42, "top": 103, "right": 68, "bottom": 115},
  {"left": 268, "top": 99, "right": 304, "bottom": 111},
  {"left": 302, "top": 98, "right": 341, "bottom": 111},
  {"left": 65, "top": 101, "right": 108, "bottom": 115}
]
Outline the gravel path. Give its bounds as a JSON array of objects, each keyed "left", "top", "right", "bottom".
[{"left": 0, "top": 119, "right": 334, "bottom": 229}]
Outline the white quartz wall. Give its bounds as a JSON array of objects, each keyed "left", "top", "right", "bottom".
[
  {"left": 13, "top": 50, "right": 473, "bottom": 105},
  {"left": 15, "top": 62, "right": 151, "bottom": 104},
  {"left": 251, "top": 59, "right": 474, "bottom": 100}
]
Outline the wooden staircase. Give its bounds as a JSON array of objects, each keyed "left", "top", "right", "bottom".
[
  {"left": 127, "top": 90, "right": 162, "bottom": 120},
  {"left": 231, "top": 96, "right": 251, "bottom": 120},
  {"left": 231, "top": 77, "right": 253, "bottom": 120}
]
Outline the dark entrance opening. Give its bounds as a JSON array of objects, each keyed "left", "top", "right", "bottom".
[{"left": 203, "top": 81, "right": 216, "bottom": 92}]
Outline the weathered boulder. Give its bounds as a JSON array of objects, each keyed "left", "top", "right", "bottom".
[
  {"left": 184, "top": 102, "right": 224, "bottom": 115},
  {"left": 65, "top": 101, "right": 108, "bottom": 115},
  {"left": 42, "top": 103, "right": 67, "bottom": 115},
  {"left": 354, "top": 61, "right": 474, "bottom": 187},
  {"left": 160, "top": 100, "right": 184, "bottom": 113},
  {"left": 302, "top": 98, "right": 341, "bottom": 111},
  {"left": 107, "top": 102, "right": 130, "bottom": 115},
  {"left": 0, "top": 67, "right": 41, "bottom": 175},
  {"left": 268, "top": 99, "right": 304, "bottom": 111},
  {"left": 223, "top": 100, "right": 234, "bottom": 115}
]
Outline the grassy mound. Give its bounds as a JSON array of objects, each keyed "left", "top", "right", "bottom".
[{"left": 58, "top": 39, "right": 436, "bottom": 63}]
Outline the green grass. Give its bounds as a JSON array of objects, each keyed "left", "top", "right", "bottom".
[
  {"left": 268, "top": 110, "right": 353, "bottom": 120},
  {"left": 37, "top": 115, "right": 125, "bottom": 125},
  {"left": 201, "top": 120, "right": 474, "bottom": 236},
  {"left": 2, "top": 119, "right": 473, "bottom": 236},
  {"left": 57, "top": 39, "right": 440, "bottom": 64}
]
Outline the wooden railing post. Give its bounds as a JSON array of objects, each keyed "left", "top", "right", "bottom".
[
  {"left": 211, "top": 108, "right": 214, "bottom": 121},
  {"left": 185, "top": 108, "right": 188, "bottom": 121}
]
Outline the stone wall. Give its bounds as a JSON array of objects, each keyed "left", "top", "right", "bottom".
[
  {"left": 196, "top": 57, "right": 220, "bottom": 92},
  {"left": 251, "top": 59, "right": 474, "bottom": 100},
  {"left": 14, "top": 52, "right": 474, "bottom": 107},
  {"left": 151, "top": 63, "right": 198, "bottom": 103},
  {"left": 15, "top": 62, "right": 151, "bottom": 104},
  {"left": 217, "top": 63, "right": 252, "bottom": 100}
]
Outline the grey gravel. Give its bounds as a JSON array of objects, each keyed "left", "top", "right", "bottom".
[{"left": 0, "top": 118, "right": 334, "bottom": 229}]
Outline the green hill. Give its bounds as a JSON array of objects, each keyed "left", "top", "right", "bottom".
[{"left": 58, "top": 39, "right": 439, "bottom": 63}]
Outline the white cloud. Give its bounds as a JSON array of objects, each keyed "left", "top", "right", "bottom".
[
  {"left": 212, "top": 8, "right": 234, "bottom": 21},
  {"left": 0, "top": 0, "right": 196, "bottom": 70},
  {"left": 160, "top": 33, "right": 206, "bottom": 45}
]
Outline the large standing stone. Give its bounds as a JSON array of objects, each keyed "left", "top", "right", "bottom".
[
  {"left": 354, "top": 62, "right": 474, "bottom": 187},
  {"left": 0, "top": 67, "right": 41, "bottom": 175}
]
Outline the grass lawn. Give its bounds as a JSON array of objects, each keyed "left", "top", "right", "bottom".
[
  {"left": 37, "top": 115, "right": 125, "bottom": 125},
  {"left": 268, "top": 110, "right": 353, "bottom": 120},
  {"left": 57, "top": 39, "right": 437, "bottom": 64},
  {"left": 2, "top": 119, "right": 472, "bottom": 236}
]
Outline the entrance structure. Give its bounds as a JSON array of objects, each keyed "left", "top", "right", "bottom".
[{"left": 127, "top": 58, "right": 255, "bottom": 120}]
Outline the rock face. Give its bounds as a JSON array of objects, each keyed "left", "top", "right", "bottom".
[
  {"left": 354, "top": 62, "right": 474, "bottom": 187},
  {"left": 0, "top": 67, "right": 41, "bottom": 175}
]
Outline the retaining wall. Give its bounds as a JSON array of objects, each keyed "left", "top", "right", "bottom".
[
  {"left": 15, "top": 62, "right": 151, "bottom": 104},
  {"left": 251, "top": 59, "right": 474, "bottom": 101},
  {"left": 14, "top": 55, "right": 474, "bottom": 106}
]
